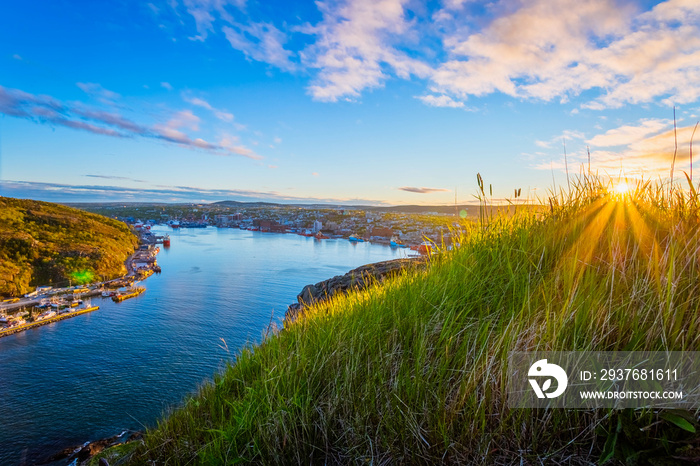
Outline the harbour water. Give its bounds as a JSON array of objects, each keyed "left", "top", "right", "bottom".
[{"left": 0, "top": 227, "right": 406, "bottom": 465}]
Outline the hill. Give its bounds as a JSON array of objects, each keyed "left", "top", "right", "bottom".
[
  {"left": 102, "top": 178, "right": 700, "bottom": 465},
  {"left": 0, "top": 197, "right": 139, "bottom": 296}
]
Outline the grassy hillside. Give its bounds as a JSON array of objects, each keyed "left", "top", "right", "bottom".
[
  {"left": 0, "top": 197, "right": 138, "bottom": 296},
  {"left": 121, "top": 178, "right": 700, "bottom": 465}
]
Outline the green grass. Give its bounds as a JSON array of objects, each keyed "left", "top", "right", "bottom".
[{"left": 127, "top": 177, "right": 700, "bottom": 465}]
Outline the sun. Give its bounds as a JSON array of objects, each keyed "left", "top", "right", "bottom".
[{"left": 614, "top": 182, "right": 629, "bottom": 195}]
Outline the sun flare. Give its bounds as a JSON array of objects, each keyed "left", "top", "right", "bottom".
[{"left": 614, "top": 182, "right": 630, "bottom": 195}]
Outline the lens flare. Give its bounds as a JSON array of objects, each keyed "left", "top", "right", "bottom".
[{"left": 614, "top": 182, "right": 629, "bottom": 195}]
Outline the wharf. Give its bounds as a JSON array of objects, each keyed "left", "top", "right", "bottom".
[
  {"left": 0, "top": 306, "right": 99, "bottom": 339},
  {"left": 112, "top": 287, "right": 145, "bottom": 302}
]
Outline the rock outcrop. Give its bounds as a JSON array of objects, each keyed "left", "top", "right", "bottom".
[
  {"left": 40, "top": 430, "right": 142, "bottom": 465},
  {"left": 285, "top": 257, "right": 426, "bottom": 323}
]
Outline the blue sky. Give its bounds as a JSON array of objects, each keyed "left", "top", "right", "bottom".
[{"left": 1, "top": 0, "right": 699, "bottom": 205}]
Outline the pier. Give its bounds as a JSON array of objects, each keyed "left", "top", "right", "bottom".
[
  {"left": 112, "top": 287, "right": 145, "bottom": 302},
  {"left": 0, "top": 229, "right": 161, "bottom": 338},
  {"left": 0, "top": 306, "right": 99, "bottom": 339}
]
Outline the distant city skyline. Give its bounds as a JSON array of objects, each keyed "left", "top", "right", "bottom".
[{"left": 1, "top": 0, "right": 699, "bottom": 205}]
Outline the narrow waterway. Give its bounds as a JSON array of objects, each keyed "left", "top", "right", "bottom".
[{"left": 0, "top": 227, "right": 406, "bottom": 465}]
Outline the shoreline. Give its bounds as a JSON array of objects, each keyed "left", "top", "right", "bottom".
[
  {"left": 0, "top": 305, "right": 99, "bottom": 339},
  {"left": 41, "top": 256, "right": 423, "bottom": 465},
  {"left": 0, "top": 231, "right": 161, "bottom": 339}
]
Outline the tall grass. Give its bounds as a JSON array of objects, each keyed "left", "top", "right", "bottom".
[{"left": 124, "top": 176, "right": 700, "bottom": 465}]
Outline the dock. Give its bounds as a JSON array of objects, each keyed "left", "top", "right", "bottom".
[
  {"left": 0, "top": 229, "right": 159, "bottom": 338},
  {"left": 112, "top": 287, "right": 145, "bottom": 302},
  {"left": 0, "top": 306, "right": 99, "bottom": 339}
]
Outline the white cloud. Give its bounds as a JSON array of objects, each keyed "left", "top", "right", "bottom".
[
  {"left": 76, "top": 82, "right": 121, "bottom": 104},
  {"left": 535, "top": 119, "right": 700, "bottom": 178},
  {"left": 219, "top": 135, "right": 260, "bottom": 159},
  {"left": 0, "top": 85, "right": 259, "bottom": 160},
  {"left": 164, "top": 109, "right": 200, "bottom": 131},
  {"left": 431, "top": 0, "right": 700, "bottom": 109},
  {"left": 161, "top": 82, "right": 174, "bottom": 91},
  {"left": 172, "top": 0, "right": 700, "bottom": 109},
  {"left": 587, "top": 119, "right": 671, "bottom": 147},
  {"left": 181, "top": 0, "right": 244, "bottom": 41},
  {"left": 183, "top": 95, "right": 234, "bottom": 122},
  {"left": 535, "top": 130, "right": 587, "bottom": 150},
  {"left": 222, "top": 22, "right": 295, "bottom": 71},
  {"left": 301, "top": 0, "right": 432, "bottom": 102},
  {"left": 416, "top": 94, "right": 464, "bottom": 108}
]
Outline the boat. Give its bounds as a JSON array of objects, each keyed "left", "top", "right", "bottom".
[
  {"left": 37, "top": 310, "right": 57, "bottom": 320},
  {"left": 162, "top": 235, "right": 171, "bottom": 247},
  {"left": 181, "top": 222, "right": 207, "bottom": 228},
  {"left": 417, "top": 242, "right": 433, "bottom": 255},
  {"left": 389, "top": 236, "right": 403, "bottom": 248},
  {"left": 314, "top": 231, "right": 329, "bottom": 239},
  {"left": 348, "top": 236, "right": 364, "bottom": 242}
]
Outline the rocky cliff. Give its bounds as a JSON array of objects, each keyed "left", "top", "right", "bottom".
[{"left": 285, "top": 257, "right": 426, "bottom": 323}]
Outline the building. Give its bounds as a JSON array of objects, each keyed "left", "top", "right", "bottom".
[{"left": 370, "top": 226, "right": 393, "bottom": 239}]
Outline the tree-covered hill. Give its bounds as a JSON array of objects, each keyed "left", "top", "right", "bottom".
[{"left": 0, "top": 197, "right": 138, "bottom": 296}]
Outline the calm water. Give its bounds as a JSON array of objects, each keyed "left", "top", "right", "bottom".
[{"left": 0, "top": 227, "right": 405, "bottom": 465}]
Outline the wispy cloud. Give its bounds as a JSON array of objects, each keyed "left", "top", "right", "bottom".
[
  {"left": 301, "top": 0, "right": 431, "bottom": 102},
  {"left": 76, "top": 82, "right": 121, "bottom": 104},
  {"left": 173, "top": 0, "right": 700, "bottom": 107},
  {"left": 0, "top": 179, "right": 391, "bottom": 205},
  {"left": 398, "top": 186, "right": 450, "bottom": 194},
  {"left": 222, "top": 22, "right": 295, "bottom": 71},
  {"left": 587, "top": 119, "right": 671, "bottom": 147},
  {"left": 182, "top": 94, "right": 234, "bottom": 122},
  {"left": 535, "top": 130, "right": 587, "bottom": 150},
  {"left": 84, "top": 174, "right": 146, "bottom": 183},
  {"left": 161, "top": 81, "right": 174, "bottom": 91},
  {"left": 416, "top": 94, "right": 464, "bottom": 108},
  {"left": 431, "top": 0, "right": 700, "bottom": 109},
  {"left": 534, "top": 118, "right": 700, "bottom": 177},
  {"left": 0, "top": 85, "right": 260, "bottom": 159},
  {"left": 180, "top": 0, "right": 244, "bottom": 41},
  {"left": 590, "top": 122, "right": 700, "bottom": 176}
]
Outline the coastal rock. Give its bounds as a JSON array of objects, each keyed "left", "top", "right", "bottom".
[
  {"left": 298, "top": 284, "right": 319, "bottom": 305},
  {"left": 286, "top": 257, "right": 426, "bottom": 323},
  {"left": 41, "top": 430, "right": 142, "bottom": 465}
]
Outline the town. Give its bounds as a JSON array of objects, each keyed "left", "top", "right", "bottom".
[{"left": 81, "top": 202, "right": 483, "bottom": 247}]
